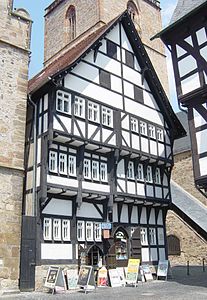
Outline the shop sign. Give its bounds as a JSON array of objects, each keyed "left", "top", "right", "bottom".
[
  {"left": 141, "top": 265, "right": 153, "bottom": 281},
  {"left": 44, "top": 266, "right": 66, "bottom": 293},
  {"left": 101, "top": 222, "right": 112, "bottom": 230},
  {"left": 116, "top": 267, "right": 126, "bottom": 286},
  {"left": 103, "top": 229, "right": 110, "bottom": 239}
]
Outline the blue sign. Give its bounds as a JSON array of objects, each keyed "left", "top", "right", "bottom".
[{"left": 101, "top": 223, "right": 112, "bottom": 230}]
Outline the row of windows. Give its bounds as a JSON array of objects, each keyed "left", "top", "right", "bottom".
[
  {"left": 49, "top": 151, "right": 108, "bottom": 182},
  {"left": 130, "top": 117, "right": 164, "bottom": 141},
  {"left": 43, "top": 218, "right": 71, "bottom": 241},
  {"left": 83, "top": 158, "right": 108, "bottom": 182},
  {"left": 140, "top": 227, "right": 164, "bottom": 246},
  {"left": 77, "top": 221, "right": 102, "bottom": 242},
  {"left": 126, "top": 162, "right": 161, "bottom": 184},
  {"left": 49, "top": 151, "right": 76, "bottom": 176},
  {"left": 43, "top": 219, "right": 102, "bottom": 242},
  {"left": 56, "top": 91, "right": 113, "bottom": 127}
]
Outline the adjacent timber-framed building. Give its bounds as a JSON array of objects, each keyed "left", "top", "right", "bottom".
[
  {"left": 20, "top": 0, "right": 185, "bottom": 290},
  {"left": 155, "top": 0, "right": 207, "bottom": 197}
]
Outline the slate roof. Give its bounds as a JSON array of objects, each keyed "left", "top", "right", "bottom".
[
  {"left": 170, "top": 0, "right": 207, "bottom": 25},
  {"left": 171, "top": 180, "right": 207, "bottom": 238},
  {"left": 173, "top": 111, "right": 191, "bottom": 155}
]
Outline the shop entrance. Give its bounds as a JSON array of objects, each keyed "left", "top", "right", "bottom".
[
  {"left": 87, "top": 245, "right": 103, "bottom": 267},
  {"left": 107, "top": 227, "right": 129, "bottom": 268}
]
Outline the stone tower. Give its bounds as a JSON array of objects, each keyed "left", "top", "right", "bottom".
[
  {"left": 0, "top": 0, "right": 32, "bottom": 294},
  {"left": 44, "top": 0, "right": 168, "bottom": 94}
]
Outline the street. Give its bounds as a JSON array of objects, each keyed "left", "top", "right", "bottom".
[{"left": 2, "top": 266, "right": 207, "bottom": 300}]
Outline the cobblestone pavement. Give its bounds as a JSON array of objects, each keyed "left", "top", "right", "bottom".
[{"left": 1, "top": 266, "right": 207, "bottom": 300}]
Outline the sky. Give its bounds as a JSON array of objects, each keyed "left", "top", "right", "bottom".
[{"left": 13, "top": 0, "right": 179, "bottom": 111}]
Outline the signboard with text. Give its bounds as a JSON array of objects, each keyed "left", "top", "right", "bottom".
[{"left": 126, "top": 259, "right": 140, "bottom": 286}]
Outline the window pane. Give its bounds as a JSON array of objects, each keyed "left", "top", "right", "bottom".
[
  {"left": 49, "top": 151, "right": 57, "bottom": 172},
  {"left": 56, "top": 90, "right": 71, "bottom": 113},
  {"left": 62, "top": 220, "right": 70, "bottom": 241},
  {"left": 77, "top": 221, "right": 85, "bottom": 241},
  {"left": 69, "top": 155, "right": 76, "bottom": 176},
  {"left": 107, "top": 40, "right": 117, "bottom": 59},
  {"left": 100, "top": 163, "right": 107, "bottom": 181},
  {"left": 127, "top": 161, "right": 134, "bottom": 179},
  {"left": 102, "top": 106, "right": 113, "bottom": 127},
  {"left": 53, "top": 219, "right": 61, "bottom": 241},
  {"left": 141, "top": 227, "right": 148, "bottom": 245},
  {"left": 94, "top": 223, "right": 102, "bottom": 241},
  {"left": 125, "top": 50, "right": 134, "bottom": 68},
  {"left": 59, "top": 153, "right": 67, "bottom": 174},
  {"left": 43, "top": 218, "right": 52, "bottom": 240},
  {"left": 137, "top": 164, "right": 144, "bottom": 181},
  {"left": 99, "top": 69, "right": 111, "bottom": 89},
  {"left": 84, "top": 159, "right": 91, "bottom": 179},
  {"left": 92, "top": 161, "right": 99, "bottom": 180}
]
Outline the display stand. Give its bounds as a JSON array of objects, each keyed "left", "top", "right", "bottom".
[
  {"left": 157, "top": 260, "right": 169, "bottom": 281},
  {"left": 125, "top": 259, "right": 140, "bottom": 287},
  {"left": 77, "top": 265, "right": 96, "bottom": 294},
  {"left": 44, "top": 266, "right": 66, "bottom": 294}
]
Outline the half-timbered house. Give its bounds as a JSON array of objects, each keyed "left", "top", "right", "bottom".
[
  {"left": 20, "top": 10, "right": 185, "bottom": 290},
  {"left": 155, "top": 0, "right": 207, "bottom": 197}
]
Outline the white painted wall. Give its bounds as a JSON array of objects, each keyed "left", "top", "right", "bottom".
[
  {"left": 131, "top": 206, "right": 138, "bottom": 224},
  {"left": 82, "top": 181, "right": 110, "bottom": 193},
  {"left": 141, "top": 248, "right": 149, "bottom": 262},
  {"left": 41, "top": 243, "right": 73, "bottom": 260},
  {"left": 47, "top": 175, "right": 78, "bottom": 188}
]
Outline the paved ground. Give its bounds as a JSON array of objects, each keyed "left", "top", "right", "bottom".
[{"left": 1, "top": 266, "right": 207, "bottom": 299}]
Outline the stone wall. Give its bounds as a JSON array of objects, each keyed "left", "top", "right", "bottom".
[
  {"left": 0, "top": 0, "right": 32, "bottom": 294},
  {"left": 172, "top": 151, "right": 207, "bottom": 206},
  {"left": 166, "top": 211, "right": 207, "bottom": 266}
]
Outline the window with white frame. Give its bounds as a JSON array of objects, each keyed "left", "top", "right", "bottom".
[
  {"left": 49, "top": 151, "right": 57, "bottom": 172},
  {"left": 59, "top": 153, "right": 67, "bottom": 174},
  {"left": 43, "top": 218, "right": 52, "bottom": 240},
  {"left": 149, "top": 228, "right": 156, "bottom": 245},
  {"left": 94, "top": 223, "right": 102, "bottom": 241},
  {"left": 102, "top": 106, "right": 113, "bottom": 127},
  {"left": 127, "top": 161, "right": 134, "bottom": 179},
  {"left": 92, "top": 161, "right": 99, "bottom": 181},
  {"left": 146, "top": 166, "right": 153, "bottom": 183},
  {"left": 53, "top": 219, "right": 61, "bottom": 241},
  {"left": 100, "top": 162, "right": 107, "bottom": 182},
  {"left": 155, "top": 168, "right": 161, "bottom": 184},
  {"left": 131, "top": 117, "right": 139, "bottom": 133},
  {"left": 77, "top": 220, "right": 85, "bottom": 241},
  {"left": 74, "top": 96, "right": 85, "bottom": 118},
  {"left": 86, "top": 221, "right": 93, "bottom": 241},
  {"left": 140, "top": 227, "right": 148, "bottom": 245},
  {"left": 157, "top": 128, "right": 164, "bottom": 141},
  {"left": 62, "top": 219, "right": 70, "bottom": 241},
  {"left": 84, "top": 159, "right": 91, "bottom": 179},
  {"left": 148, "top": 124, "right": 155, "bottom": 139},
  {"left": 88, "top": 101, "right": 99, "bottom": 122},
  {"left": 140, "top": 121, "right": 147, "bottom": 135},
  {"left": 137, "top": 163, "right": 144, "bottom": 181},
  {"left": 68, "top": 155, "right": 76, "bottom": 176},
  {"left": 56, "top": 91, "right": 71, "bottom": 114}
]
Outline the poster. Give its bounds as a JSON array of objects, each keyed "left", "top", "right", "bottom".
[
  {"left": 108, "top": 269, "right": 122, "bottom": 287},
  {"left": 44, "top": 266, "right": 60, "bottom": 289},
  {"left": 141, "top": 265, "right": 153, "bottom": 281},
  {"left": 126, "top": 259, "right": 140, "bottom": 284},
  {"left": 157, "top": 260, "right": 168, "bottom": 278},
  {"left": 116, "top": 267, "right": 126, "bottom": 286},
  {"left": 97, "top": 266, "right": 108, "bottom": 287},
  {"left": 66, "top": 269, "right": 78, "bottom": 289}
]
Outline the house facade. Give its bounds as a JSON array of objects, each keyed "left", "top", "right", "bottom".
[{"left": 21, "top": 1, "right": 185, "bottom": 290}]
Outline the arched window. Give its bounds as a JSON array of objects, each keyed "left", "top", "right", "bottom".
[
  {"left": 167, "top": 235, "right": 181, "bottom": 255},
  {"left": 127, "top": 1, "right": 138, "bottom": 22},
  {"left": 127, "top": 1, "right": 141, "bottom": 36},
  {"left": 66, "top": 5, "right": 76, "bottom": 42}
]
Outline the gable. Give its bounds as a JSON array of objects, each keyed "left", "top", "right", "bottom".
[{"left": 29, "top": 11, "right": 185, "bottom": 140}]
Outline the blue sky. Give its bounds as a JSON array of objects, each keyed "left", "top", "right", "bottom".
[{"left": 13, "top": 0, "right": 178, "bottom": 111}]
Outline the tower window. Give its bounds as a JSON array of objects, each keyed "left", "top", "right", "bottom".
[{"left": 66, "top": 5, "right": 76, "bottom": 42}]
